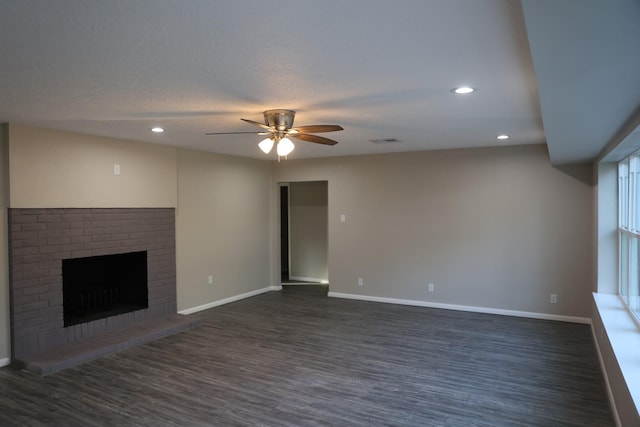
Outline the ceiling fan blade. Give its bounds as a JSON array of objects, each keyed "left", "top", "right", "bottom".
[
  {"left": 205, "top": 131, "right": 270, "bottom": 135},
  {"left": 290, "top": 125, "right": 344, "bottom": 134},
  {"left": 291, "top": 133, "right": 339, "bottom": 146},
  {"left": 240, "top": 118, "right": 273, "bottom": 131}
]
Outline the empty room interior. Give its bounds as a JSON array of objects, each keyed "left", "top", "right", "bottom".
[{"left": 0, "top": 1, "right": 639, "bottom": 426}]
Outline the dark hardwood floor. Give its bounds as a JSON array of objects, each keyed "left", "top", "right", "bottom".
[{"left": 0, "top": 285, "right": 613, "bottom": 426}]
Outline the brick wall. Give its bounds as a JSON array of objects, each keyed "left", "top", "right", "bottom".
[{"left": 8, "top": 208, "right": 176, "bottom": 362}]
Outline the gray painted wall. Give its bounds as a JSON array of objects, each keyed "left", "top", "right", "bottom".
[
  {"left": 175, "top": 149, "right": 272, "bottom": 311},
  {"left": 7, "top": 124, "right": 177, "bottom": 208},
  {"left": 273, "top": 144, "right": 595, "bottom": 318}
]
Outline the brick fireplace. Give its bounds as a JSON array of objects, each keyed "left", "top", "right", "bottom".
[{"left": 8, "top": 208, "right": 179, "bottom": 369}]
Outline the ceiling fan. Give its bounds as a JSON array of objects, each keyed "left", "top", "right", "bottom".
[{"left": 206, "top": 109, "right": 343, "bottom": 158}]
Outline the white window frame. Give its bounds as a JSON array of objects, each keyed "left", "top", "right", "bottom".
[{"left": 619, "top": 154, "right": 640, "bottom": 325}]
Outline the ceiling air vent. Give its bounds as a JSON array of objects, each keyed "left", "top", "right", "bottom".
[{"left": 369, "top": 138, "right": 402, "bottom": 144}]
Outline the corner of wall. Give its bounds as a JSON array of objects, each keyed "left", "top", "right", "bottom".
[{"left": 0, "top": 123, "right": 11, "bottom": 362}]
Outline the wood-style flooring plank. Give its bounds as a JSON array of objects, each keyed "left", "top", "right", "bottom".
[{"left": 0, "top": 285, "right": 613, "bottom": 426}]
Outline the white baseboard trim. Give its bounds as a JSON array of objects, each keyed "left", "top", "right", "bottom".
[
  {"left": 178, "top": 285, "right": 281, "bottom": 315},
  {"left": 0, "top": 357, "right": 10, "bottom": 367},
  {"left": 590, "top": 322, "right": 622, "bottom": 427},
  {"left": 327, "top": 292, "right": 591, "bottom": 324}
]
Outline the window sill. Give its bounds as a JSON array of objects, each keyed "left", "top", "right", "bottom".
[{"left": 593, "top": 293, "right": 640, "bottom": 417}]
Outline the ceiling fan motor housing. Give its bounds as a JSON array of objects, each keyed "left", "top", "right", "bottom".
[{"left": 264, "top": 109, "right": 295, "bottom": 132}]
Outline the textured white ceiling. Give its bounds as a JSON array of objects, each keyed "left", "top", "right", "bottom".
[{"left": 0, "top": 0, "right": 636, "bottom": 163}]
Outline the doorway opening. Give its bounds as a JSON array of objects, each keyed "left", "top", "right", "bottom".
[
  {"left": 280, "top": 181, "right": 328, "bottom": 285},
  {"left": 280, "top": 184, "right": 290, "bottom": 282}
]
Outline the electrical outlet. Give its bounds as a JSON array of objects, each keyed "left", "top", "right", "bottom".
[
  {"left": 113, "top": 164, "right": 121, "bottom": 175},
  {"left": 550, "top": 293, "right": 557, "bottom": 304},
  {"left": 427, "top": 283, "right": 434, "bottom": 293},
  {"left": 357, "top": 278, "right": 363, "bottom": 286},
  {"left": 208, "top": 275, "right": 214, "bottom": 285}
]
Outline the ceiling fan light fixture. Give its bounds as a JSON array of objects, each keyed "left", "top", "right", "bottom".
[
  {"left": 258, "top": 137, "right": 274, "bottom": 154},
  {"left": 277, "top": 137, "right": 295, "bottom": 156}
]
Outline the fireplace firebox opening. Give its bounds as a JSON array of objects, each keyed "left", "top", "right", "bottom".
[{"left": 62, "top": 251, "right": 149, "bottom": 327}]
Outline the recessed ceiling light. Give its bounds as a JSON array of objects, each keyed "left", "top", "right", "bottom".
[
  {"left": 497, "top": 134, "right": 510, "bottom": 140},
  {"left": 151, "top": 127, "right": 164, "bottom": 133},
  {"left": 451, "top": 86, "right": 475, "bottom": 94}
]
